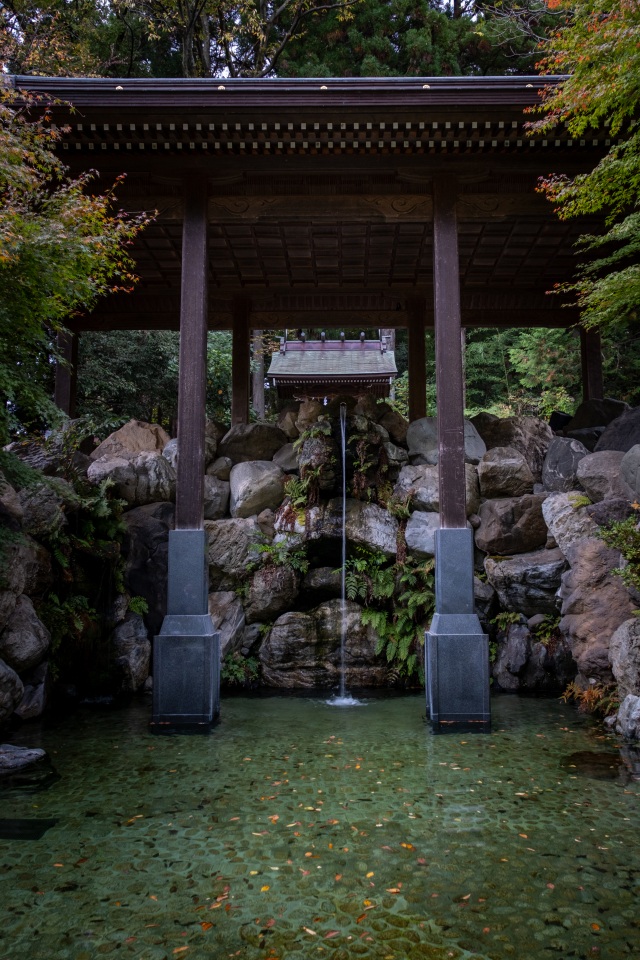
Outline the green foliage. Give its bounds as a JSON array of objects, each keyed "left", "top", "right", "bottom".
[
  {"left": 532, "top": 0, "right": 640, "bottom": 335},
  {"left": 221, "top": 651, "right": 260, "bottom": 688},
  {"left": 568, "top": 493, "right": 592, "bottom": 510},
  {"left": 490, "top": 610, "right": 521, "bottom": 632},
  {"left": 293, "top": 417, "right": 332, "bottom": 451},
  {"left": 344, "top": 547, "right": 435, "bottom": 680},
  {"left": 531, "top": 614, "right": 561, "bottom": 648},
  {"left": 128, "top": 595, "right": 149, "bottom": 616},
  {"left": 249, "top": 536, "right": 310, "bottom": 576},
  {"left": 598, "top": 513, "right": 640, "bottom": 599}
]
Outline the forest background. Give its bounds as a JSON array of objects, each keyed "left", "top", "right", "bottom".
[{"left": 1, "top": 0, "right": 639, "bottom": 441}]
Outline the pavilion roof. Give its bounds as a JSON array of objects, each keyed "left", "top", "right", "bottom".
[{"left": 268, "top": 337, "right": 397, "bottom": 399}]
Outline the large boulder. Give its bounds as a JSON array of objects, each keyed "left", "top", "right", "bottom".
[
  {"left": 208, "top": 591, "right": 246, "bottom": 658},
  {"left": 344, "top": 500, "right": 398, "bottom": 558},
  {"left": 162, "top": 435, "right": 217, "bottom": 471},
  {"left": 484, "top": 547, "right": 567, "bottom": 616},
  {"left": 13, "top": 660, "right": 50, "bottom": 720},
  {"left": 393, "top": 463, "right": 480, "bottom": 516},
  {"left": 565, "top": 398, "right": 629, "bottom": 432},
  {"left": 541, "top": 493, "right": 599, "bottom": 557},
  {"left": 295, "top": 399, "right": 324, "bottom": 435},
  {"left": 260, "top": 599, "right": 387, "bottom": 688},
  {"left": 621, "top": 445, "right": 640, "bottom": 501},
  {"left": 110, "top": 615, "right": 151, "bottom": 692},
  {"left": 0, "top": 743, "right": 46, "bottom": 769},
  {"left": 301, "top": 567, "right": 342, "bottom": 601},
  {"left": 0, "top": 472, "right": 24, "bottom": 529},
  {"left": 273, "top": 443, "right": 298, "bottom": 473},
  {"left": 542, "top": 437, "right": 589, "bottom": 493},
  {"left": 407, "top": 417, "right": 486, "bottom": 465},
  {"left": 378, "top": 406, "right": 409, "bottom": 446},
  {"left": 595, "top": 406, "right": 640, "bottom": 453},
  {"left": 218, "top": 423, "right": 288, "bottom": 463},
  {"left": 0, "top": 538, "right": 53, "bottom": 632},
  {"left": 405, "top": 513, "right": 474, "bottom": 560},
  {"left": 275, "top": 498, "right": 399, "bottom": 560},
  {"left": 0, "top": 659, "right": 23, "bottom": 722},
  {"left": 0, "top": 596, "right": 50, "bottom": 674},
  {"left": 206, "top": 516, "right": 264, "bottom": 590},
  {"left": 587, "top": 498, "right": 637, "bottom": 527},
  {"left": 122, "top": 502, "right": 175, "bottom": 637},
  {"left": 492, "top": 621, "right": 576, "bottom": 694},
  {"left": 477, "top": 446, "right": 534, "bottom": 499},
  {"left": 207, "top": 456, "right": 233, "bottom": 481},
  {"left": 18, "top": 479, "right": 77, "bottom": 537},
  {"left": 610, "top": 618, "right": 640, "bottom": 700},
  {"left": 88, "top": 452, "right": 176, "bottom": 506},
  {"left": 90, "top": 419, "right": 170, "bottom": 461},
  {"left": 298, "top": 434, "right": 339, "bottom": 492},
  {"left": 230, "top": 461, "right": 285, "bottom": 519},
  {"left": 203, "top": 476, "right": 230, "bottom": 521},
  {"left": 277, "top": 408, "right": 300, "bottom": 441},
  {"left": 244, "top": 565, "right": 300, "bottom": 625},
  {"left": 576, "top": 450, "right": 632, "bottom": 503},
  {"left": 474, "top": 494, "right": 548, "bottom": 556},
  {"left": 616, "top": 695, "right": 640, "bottom": 740},
  {"left": 471, "top": 415, "right": 553, "bottom": 480},
  {"left": 558, "top": 537, "right": 636, "bottom": 682}
]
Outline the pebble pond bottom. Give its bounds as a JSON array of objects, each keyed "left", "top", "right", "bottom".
[{"left": 1, "top": 694, "right": 639, "bottom": 960}]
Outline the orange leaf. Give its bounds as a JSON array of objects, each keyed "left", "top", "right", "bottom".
[
  {"left": 200, "top": 922, "right": 213, "bottom": 931},
  {"left": 173, "top": 949, "right": 189, "bottom": 955},
  {"left": 356, "top": 914, "right": 367, "bottom": 924}
]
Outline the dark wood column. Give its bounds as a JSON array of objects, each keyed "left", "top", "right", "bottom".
[
  {"left": 408, "top": 298, "right": 427, "bottom": 422},
  {"left": 252, "top": 329, "right": 266, "bottom": 420},
  {"left": 54, "top": 330, "right": 78, "bottom": 417},
  {"left": 580, "top": 326, "right": 604, "bottom": 401},
  {"left": 231, "top": 297, "right": 251, "bottom": 426},
  {"left": 433, "top": 172, "right": 466, "bottom": 529},
  {"left": 175, "top": 178, "right": 209, "bottom": 530}
]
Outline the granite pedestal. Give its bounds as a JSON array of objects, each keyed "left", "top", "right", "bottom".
[
  {"left": 426, "top": 527, "right": 490, "bottom": 732},
  {"left": 153, "top": 529, "right": 220, "bottom": 725}
]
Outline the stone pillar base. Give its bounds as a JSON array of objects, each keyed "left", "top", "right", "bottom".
[
  {"left": 153, "top": 616, "right": 219, "bottom": 725},
  {"left": 426, "top": 527, "right": 490, "bottom": 732}
]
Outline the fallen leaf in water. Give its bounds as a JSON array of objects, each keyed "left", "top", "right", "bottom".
[
  {"left": 547, "top": 883, "right": 555, "bottom": 890},
  {"left": 200, "top": 922, "right": 213, "bottom": 931},
  {"left": 265, "top": 919, "right": 276, "bottom": 928},
  {"left": 303, "top": 927, "right": 317, "bottom": 936},
  {"left": 482, "top": 927, "right": 490, "bottom": 934},
  {"left": 149, "top": 895, "right": 158, "bottom": 901},
  {"left": 124, "top": 937, "right": 136, "bottom": 943},
  {"left": 173, "top": 949, "right": 189, "bottom": 955},
  {"left": 416, "top": 858, "right": 427, "bottom": 865},
  {"left": 366, "top": 872, "right": 374, "bottom": 878},
  {"left": 356, "top": 914, "right": 368, "bottom": 924},
  {"left": 386, "top": 888, "right": 400, "bottom": 894},
  {"left": 591, "top": 923, "right": 600, "bottom": 932},
  {"left": 400, "top": 843, "right": 414, "bottom": 850},
  {"left": 261, "top": 886, "right": 270, "bottom": 892},
  {"left": 519, "top": 834, "right": 528, "bottom": 839},
  {"left": 335, "top": 874, "right": 342, "bottom": 881},
  {"left": 229, "top": 817, "right": 240, "bottom": 822},
  {"left": 300, "top": 869, "right": 310, "bottom": 876},
  {"left": 325, "top": 931, "right": 339, "bottom": 938},
  {"left": 460, "top": 894, "right": 471, "bottom": 901}
]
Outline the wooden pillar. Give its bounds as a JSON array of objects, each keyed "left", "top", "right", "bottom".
[
  {"left": 54, "top": 330, "right": 78, "bottom": 417},
  {"left": 580, "top": 326, "right": 604, "bottom": 401},
  {"left": 175, "top": 178, "right": 209, "bottom": 531},
  {"left": 433, "top": 172, "right": 466, "bottom": 529},
  {"left": 231, "top": 298, "right": 251, "bottom": 426},
  {"left": 408, "top": 299, "right": 427, "bottom": 422},
  {"left": 252, "top": 329, "right": 265, "bottom": 420}
]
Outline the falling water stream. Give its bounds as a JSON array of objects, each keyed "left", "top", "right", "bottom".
[{"left": 327, "top": 403, "right": 361, "bottom": 708}]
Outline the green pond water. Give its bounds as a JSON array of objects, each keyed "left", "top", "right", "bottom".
[{"left": 1, "top": 693, "right": 639, "bottom": 960}]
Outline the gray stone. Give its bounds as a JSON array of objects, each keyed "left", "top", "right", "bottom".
[
  {"left": 0, "top": 538, "right": 52, "bottom": 632},
  {"left": 302, "top": 566, "right": 342, "bottom": 599},
  {"left": 207, "top": 456, "right": 233, "bottom": 481},
  {"left": 87, "top": 452, "right": 176, "bottom": 506},
  {"left": 0, "top": 742, "right": 46, "bottom": 771},
  {"left": 295, "top": 399, "right": 324, "bottom": 435},
  {"left": 111, "top": 615, "right": 151, "bottom": 692},
  {"left": 616, "top": 695, "right": 640, "bottom": 740},
  {"left": 230, "top": 461, "right": 285, "bottom": 518},
  {"left": 203, "top": 476, "right": 230, "bottom": 520},
  {"left": 474, "top": 576, "right": 497, "bottom": 622},
  {"left": 19, "top": 480, "right": 77, "bottom": 537},
  {"left": 0, "top": 472, "right": 23, "bottom": 529},
  {"left": 245, "top": 565, "right": 300, "bottom": 625},
  {"left": 298, "top": 434, "right": 338, "bottom": 492},
  {"left": 541, "top": 493, "right": 599, "bottom": 557},
  {"left": 478, "top": 446, "right": 534, "bottom": 498},
  {"left": 595, "top": 405, "right": 640, "bottom": 453},
  {"left": 273, "top": 442, "right": 299, "bottom": 473},
  {"left": 610, "top": 617, "right": 640, "bottom": 700},
  {"left": 378, "top": 406, "right": 409, "bottom": 445},
  {"left": 257, "top": 509, "right": 276, "bottom": 540},
  {"left": 621, "top": 444, "right": 640, "bottom": 500},
  {"left": 218, "top": 423, "right": 288, "bottom": 463},
  {"left": 475, "top": 494, "right": 548, "bottom": 556},
  {"left": 484, "top": 547, "right": 567, "bottom": 617},
  {"left": 277, "top": 408, "right": 300, "bottom": 440},
  {"left": 383, "top": 440, "right": 409, "bottom": 472},
  {"left": 393, "top": 463, "right": 479, "bottom": 516},
  {"left": 0, "top": 658, "right": 23, "bottom": 722},
  {"left": 587, "top": 498, "right": 636, "bottom": 527},
  {"left": 208, "top": 591, "right": 246, "bottom": 658},
  {"left": 260, "top": 599, "right": 387, "bottom": 688},
  {"left": 564, "top": 427, "right": 605, "bottom": 452},
  {"left": 123, "top": 502, "right": 175, "bottom": 637},
  {"left": 0, "top": 596, "right": 50, "bottom": 674},
  {"left": 493, "top": 623, "right": 530, "bottom": 691},
  {"left": 206, "top": 516, "right": 264, "bottom": 590},
  {"left": 407, "top": 416, "right": 486, "bottom": 465},
  {"left": 576, "top": 450, "right": 631, "bottom": 503},
  {"left": 405, "top": 512, "right": 440, "bottom": 558},
  {"left": 162, "top": 435, "right": 217, "bottom": 471},
  {"left": 542, "top": 437, "right": 589, "bottom": 493},
  {"left": 344, "top": 499, "right": 398, "bottom": 558},
  {"left": 472, "top": 414, "right": 554, "bottom": 480},
  {"left": 565, "top": 398, "right": 629, "bottom": 432},
  {"left": 559, "top": 537, "right": 636, "bottom": 682},
  {"left": 90, "top": 419, "right": 171, "bottom": 461},
  {"left": 13, "top": 660, "right": 50, "bottom": 720}
]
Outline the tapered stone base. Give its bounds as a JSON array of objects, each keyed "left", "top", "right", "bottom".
[
  {"left": 426, "top": 527, "right": 491, "bottom": 732},
  {"left": 152, "top": 616, "right": 219, "bottom": 724}
]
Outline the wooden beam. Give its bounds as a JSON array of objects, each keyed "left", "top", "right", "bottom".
[
  {"left": 580, "top": 326, "right": 604, "bottom": 401},
  {"left": 231, "top": 297, "right": 251, "bottom": 426},
  {"left": 53, "top": 330, "right": 78, "bottom": 417},
  {"left": 175, "top": 177, "right": 209, "bottom": 531},
  {"left": 408, "top": 298, "right": 427, "bottom": 421},
  {"left": 433, "top": 172, "right": 466, "bottom": 529}
]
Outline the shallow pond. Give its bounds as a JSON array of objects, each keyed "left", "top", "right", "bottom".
[{"left": 1, "top": 693, "right": 639, "bottom": 960}]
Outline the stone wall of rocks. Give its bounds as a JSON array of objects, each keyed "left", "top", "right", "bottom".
[{"left": 2, "top": 398, "right": 640, "bottom": 732}]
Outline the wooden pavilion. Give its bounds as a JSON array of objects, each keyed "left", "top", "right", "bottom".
[{"left": 14, "top": 74, "right": 607, "bottom": 731}]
